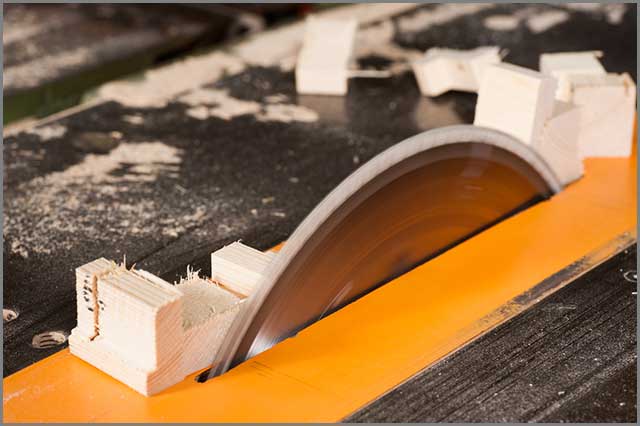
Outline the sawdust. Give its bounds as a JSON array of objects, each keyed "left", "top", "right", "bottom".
[
  {"left": 5, "top": 47, "right": 92, "bottom": 90},
  {"left": 525, "top": 10, "right": 570, "bottom": 33},
  {"left": 122, "top": 114, "right": 144, "bottom": 125},
  {"left": 483, "top": 15, "right": 520, "bottom": 31},
  {"left": 482, "top": 7, "right": 571, "bottom": 34},
  {"left": 265, "top": 94, "right": 289, "bottom": 103},
  {"left": 3, "top": 141, "right": 196, "bottom": 257},
  {"left": 258, "top": 103, "right": 318, "bottom": 123},
  {"left": 564, "top": 3, "right": 628, "bottom": 24},
  {"left": 352, "top": 4, "right": 497, "bottom": 71},
  {"left": 4, "top": 22, "right": 57, "bottom": 45},
  {"left": 50, "top": 141, "right": 181, "bottom": 183},
  {"left": 6, "top": 28, "right": 168, "bottom": 90},
  {"left": 10, "top": 241, "right": 29, "bottom": 259},
  {"left": 482, "top": 4, "right": 628, "bottom": 33},
  {"left": 158, "top": 207, "right": 207, "bottom": 238},
  {"left": 397, "top": 3, "right": 493, "bottom": 33},
  {"left": 181, "top": 89, "right": 261, "bottom": 120},
  {"left": 97, "top": 52, "right": 246, "bottom": 108},
  {"left": 3, "top": 5, "right": 83, "bottom": 45},
  {"left": 2, "top": 388, "right": 26, "bottom": 404},
  {"left": 180, "top": 88, "right": 318, "bottom": 123}
]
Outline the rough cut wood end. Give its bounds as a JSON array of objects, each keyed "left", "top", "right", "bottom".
[
  {"left": 412, "top": 46, "right": 502, "bottom": 97},
  {"left": 570, "top": 73, "right": 636, "bottom": 158},
  {"left": 473, "top": 61, "right": 585, "bottom": 186},
  {"left": 211, "top": 241, "right": 276, "bottom": 297},
  {"left": 539, "top": 52, "right": 635, "bottom": 158},
  {"left": 539, "top": 51, "right": 606, "bottom": 102},
  {"left": 474, "top": 62, "right": 557, "bottom": 146},
  {"left": 70, "top": 243, "right": 273, "bottom": 395},
  {"left": 537, "top": 101, "right": 584, "bottom": 186},
  {"left": 295, "top": 16, "right": 358, "bottom": 95}
]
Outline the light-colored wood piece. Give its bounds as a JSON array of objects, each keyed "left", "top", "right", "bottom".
[
  {"left": 70, "top": 263, "right": 186, "bottom": 395},
  {"left": 70, "top": 257, "right": 248, "bottom": 395},
  {"left": 295, "top": 16, "right": 358, "bottom": 95},
  {"left": 177, "top": 277, "right": 241, "bottom": 374},
  {"left": 535, "top": 101, "right": 584, "bottom": 186},
  {"left": 472, "top": 62, "right": 584, "bottom": 185},
  {"left": 539, "top": 51, "right": 606, "bottom": 102},
  {"left": 474, "top": 62, "right": 557, "bottom": 146},
  {"left": 412, "top": 46, "right": 502, "bottom": 96},
  {"left": 74, "top": 258, "right": 114, "bottom": 339},
  {"left": 211, "top": 241, "right": 276, "bottom": 297},
  {"left": 540, "top": 53, "right": 635, "bottom": 158},
  {"left": 98, "top": 268, "right": 184, "bottom": 370},
  {"left": 570, "top": 73, "right": 636, "bottom": 158}
]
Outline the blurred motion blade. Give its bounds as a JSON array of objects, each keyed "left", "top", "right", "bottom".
[{"left": 206, "top": 125, "right": 561, "bottom": 379}]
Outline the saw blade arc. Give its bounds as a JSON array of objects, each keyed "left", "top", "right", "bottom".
[{"left": 206, "top": 125, "right": 561, "bottom": 379}]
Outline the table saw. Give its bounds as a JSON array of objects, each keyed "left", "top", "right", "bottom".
[{"left": 2, "top": 3, "right": 637, "bottom": 422}]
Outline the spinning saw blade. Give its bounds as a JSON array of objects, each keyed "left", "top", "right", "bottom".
[{"left": 206, "top": 125, "right": 561, "bottom": 379}]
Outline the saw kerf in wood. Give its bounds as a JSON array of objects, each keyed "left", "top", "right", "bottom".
[{"left": 69, "top": 242, "right": 271, "bottom": 396}]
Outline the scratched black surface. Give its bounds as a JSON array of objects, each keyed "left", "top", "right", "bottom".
[
  {"left": 346, "top": 246, "right": 637, "bottom": 423},
  {"left": 3, "top": 4, "right": 637, "bottom": 421}
]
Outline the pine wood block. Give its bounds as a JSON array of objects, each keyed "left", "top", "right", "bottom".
[
  {"left": 99, "top": 269, "right": 183, "bottom": 369},
  {"left": 211, "top": 241, "right": 276, "bottom": 297},
  {"left": 177, "top": 277, "right": 241, "bottom": 373},
  {"left": 412, "top": 47, "right": 502, "bottom": 97},
  {"left": 69, "top": 329, "right": 185, "bottom": 397},
  {"left": 539, "top": 51, "right": 606, "bottom": 102},
  {"left": 74, "top": 258, "right": 114, "bottom": 340},
  {"left": 536, "top": 101, "right": 584, "bottom": 186},
  {"left": 570, "top": 73, "right": 636, "bottom": 158},
  {"left": 70, "top": 260, "right": 242, "bottom": 396},
  {"left": 295, "top": 16, "right": 358, "bottom": 95},
  {"left": 474, "top": 62, "right": 557, "bottom": 146}
]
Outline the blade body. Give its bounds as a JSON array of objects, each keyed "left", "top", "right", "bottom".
[{"left": 207, "top": 125, "right": 561, "bottom": 378}]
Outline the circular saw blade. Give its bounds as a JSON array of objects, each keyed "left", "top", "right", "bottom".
[{"left": 206, "top": 125, "right": 561, "bottom": 379}]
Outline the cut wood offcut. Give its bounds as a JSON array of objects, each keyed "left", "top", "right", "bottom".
[
  {"left": 475, "top": 63, "right": 557, "bottom": 146},
  {"left": 540, "top": 51, "right": 636, "bottom": 158},
  {"left": 537, "top": 101, "right": 583, "bottom": 185},
  {"left": 570, "top": 73, "right": 636, "bottom": 158},
  {"left": 412, "top": 47, "right": 502, "bottom": 97},
  {"left": 474, "top": 62, "right": 583, "bottom": 186},
  {"left": 69, "top": 242, "right": 272, "bottom": 396},
  {"left": 295, "top": 16, "right": 358, "bottom": 95},
  {"left": 539, "top": 51, "right": 606, "bottom": 102},
  {"left": 211, "top": 242, "right": 276, "bottom": 297}
]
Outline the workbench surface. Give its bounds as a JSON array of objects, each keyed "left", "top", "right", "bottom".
[{"left": 3, "top": 3, "right": 637, "bottom": 422}]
